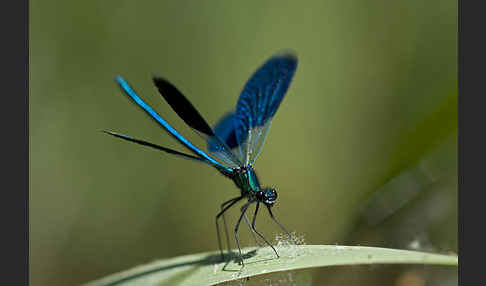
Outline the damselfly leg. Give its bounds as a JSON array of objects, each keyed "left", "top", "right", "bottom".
[
  {"left": 234, "top": 202, "right": 252, "bottom": 267},
  {"left": 216, "top": 197, "right": 242, "bottom": 260},
  {"left": 267, "top": 206, "right": 296, "bottom": 244},
  {"left": 250, "top": 202, "right": 279, "bottom": 257}
]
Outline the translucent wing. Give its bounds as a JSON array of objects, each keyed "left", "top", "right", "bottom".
[
  {"left": 234, "top": 52, "right": 298, "bottom": 165},
  {"left": 207, "top": 112, "right": 242, "bottom": 166}
]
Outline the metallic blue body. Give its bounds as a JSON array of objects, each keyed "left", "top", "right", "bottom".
[
  {"left": 115, "top": 76, "right": 232, "bottom": 173},
  {"left": 231, "top": 166, "right": 261, "bottom": 196}
]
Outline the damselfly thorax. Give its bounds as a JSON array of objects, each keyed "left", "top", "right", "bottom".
[{"left": 230, "top": 166, "right": 261, "bottom": 195}]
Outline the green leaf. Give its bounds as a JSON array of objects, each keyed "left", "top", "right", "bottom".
[{"left": 84, "top": 245, "right": 458, "bottom": 286}]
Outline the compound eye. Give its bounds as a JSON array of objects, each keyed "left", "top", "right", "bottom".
[
  {"left": 264, "top": 189, "right": 277, "bottom": 204},
  {"left": 265, "top": 189, "right": 277, "bottom": 201},
  {"left": 271, "top": 189, "right": 278, "bottom": 199}
]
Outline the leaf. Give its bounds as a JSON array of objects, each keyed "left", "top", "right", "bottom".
[{"left": 84, "top": 245, "right": 457, "bottom": 286}]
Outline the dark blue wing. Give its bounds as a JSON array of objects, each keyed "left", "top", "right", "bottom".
[
  {"left": 152, "top": 77, "right": 242, "bottom": 168},
  {"left": 152, "top": 77, "right": 215, "bottom": 137},
  {"left": 234, "top": 52, "right": 298, "bottom": 164},
  {"left": 208, "top": 112, "right": 239, "bottom": 150},
  {"left": 103, "top": 130, "right": 211, "bottom": 164}
]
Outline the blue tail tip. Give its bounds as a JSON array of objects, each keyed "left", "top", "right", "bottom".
[{"left": 115, "top": 75, "right": 125, "bottom": 84}]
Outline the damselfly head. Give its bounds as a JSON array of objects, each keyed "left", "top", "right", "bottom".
[{"left": 257, "top": 188, "right": 278, "bottom": 207}]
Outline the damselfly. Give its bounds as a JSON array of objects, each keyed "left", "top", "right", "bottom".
[{"left": 105, "top": 52, "right": 298, "bottom": 267}]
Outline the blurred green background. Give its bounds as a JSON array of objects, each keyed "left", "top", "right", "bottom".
[{"left": 30, "top": 0, "right": 457, "bottom": 285}]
